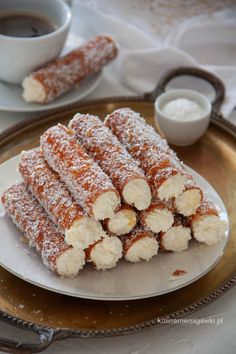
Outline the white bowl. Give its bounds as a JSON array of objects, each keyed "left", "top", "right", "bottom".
[
  {"left": 0, "top": 0, "right": 71, "bottom": 84},
  {"left": 154, "top": 89, "right": 212, "bottom": 146}
]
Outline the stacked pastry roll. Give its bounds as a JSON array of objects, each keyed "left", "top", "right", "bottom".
[
  {"left": 1, "top": 106, "right": 227, "bottom": 277},
  {"left": 69, "top": 113, "right": 159, "bottom": 262},
  {"left": 104, "top": 107, "right": 227, "bottom": 250}
]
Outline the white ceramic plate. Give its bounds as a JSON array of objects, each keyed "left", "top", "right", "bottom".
[
  {"left": 0, "top": 72, "right": 101, "bottom": 113},
  {"left": 0, "top": 154, "right": 229, "bottom": 301}
]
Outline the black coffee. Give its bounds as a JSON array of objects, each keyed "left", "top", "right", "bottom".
[{"left": 0, "top": 12, "right": 56, "bottom": 38}]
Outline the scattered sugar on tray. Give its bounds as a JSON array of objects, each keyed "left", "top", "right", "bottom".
[{"left": 31, "top": 309, "right": 41, "bottom": 314}]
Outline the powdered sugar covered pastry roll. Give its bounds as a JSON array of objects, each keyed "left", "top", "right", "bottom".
[
  {"left": 85, "top": 236, "right": 123, "bottom": 270},
  {"left": 19, "top": 150, "right": 105, "bottom": 249},
  {"left": 40, "top": 124, "right": 120, "bottom": 221},
  {"left": 69, "top": 113, "right": 152, "bottom": 210},
  {"left": 105, "top": 108, "right": 187, "bottom": 201},
  {"left": 122, "top": 228, "right": 159, "bottom": 263},
  {"left": 159, "top": 215, "right": 191, "bottom": 252},
  {"left": 103, "top": 204, "right": 137, "bottom": 236},
  {"left": 188, "top": 200, "right": 227, "bottom": 245},
  {"left": 23, "top": 34, "right": 118, "bottom": 103},
  {"left": 139, "top": 198, "right": 174, "bottom": 233},
  {"left": 1, "top": 183, "right": 85, "bottom": 277}
]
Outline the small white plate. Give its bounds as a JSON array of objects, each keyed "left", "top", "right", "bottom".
[
  {"left": 0, "top": 154, "right": 229, "bottom": 301},
  {"left": 0, "top": 72, "right": 101, "bottom": 113}
]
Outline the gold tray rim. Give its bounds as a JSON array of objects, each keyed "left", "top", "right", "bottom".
[{"left": 0, "top": 94, "right": 236, "bottom": 349}]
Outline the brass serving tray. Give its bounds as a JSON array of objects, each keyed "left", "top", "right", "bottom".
[{"left": 0, "top": 68, "right": 236, "bottom": 353}]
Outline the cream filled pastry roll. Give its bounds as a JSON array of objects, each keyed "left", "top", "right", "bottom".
[
  {"left": 122, "top": 228, "right": 159, "bottom": 263},
  {"left": 188, "top": 200, "right": 227, "bottom": 245},
  {"left": 105, "top": 108, "right": 187, "bottom": 201},
  {"left": 23, "top": 34, "right": 118, "bottom": 103},
  {"left": 19, "top": 150, "right": 105, "bottom": 249},
  {"left": 159, "top": 215, "right": 191, "bottom": 252},
  {"left": 85, "top": 236, "right": 123, "bottom": 270},
  {"left": 40, "top": 124, "right": 120, "bottom": 221},
  {"left": 139, "top": 198, "right": 174, "bottom": 233},
  {"left": 69, "top": 113, "right": 152, "bottom": 210},
  {"left": 174, "top": 176, "right": 203, "bottom": 217},
  {"left": 103, "top": 204, "right": 137, "bottom": 236},
  {"left": 1, "top": 183, "right": 85, "bottom": 277}
]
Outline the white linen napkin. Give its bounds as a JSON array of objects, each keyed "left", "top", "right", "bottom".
[{"left": 71, "top": 3, "right": 236, "bottom": 117}]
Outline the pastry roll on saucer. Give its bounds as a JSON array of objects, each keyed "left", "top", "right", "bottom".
[{"left": 23, "top": 34, "right": 118, "bottom": 103}]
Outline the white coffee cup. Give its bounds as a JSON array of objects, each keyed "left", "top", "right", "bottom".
[{"left": 0, "top": 0, "right": 71, "bottom": 84}]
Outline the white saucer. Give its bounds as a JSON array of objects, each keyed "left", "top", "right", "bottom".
[
  {"left": 0, "top": 154, "right": 229, "bottom": 301},
  {"left": 0, "top": 72, "right": 101, "bottom": 113}
]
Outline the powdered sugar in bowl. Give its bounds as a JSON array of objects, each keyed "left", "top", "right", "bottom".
[{"left": 154, "top": 89, "right": 211, "bottom": 146}]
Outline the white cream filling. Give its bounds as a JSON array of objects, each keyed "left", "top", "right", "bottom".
[
  {"left": 108, "top": 209, "right": 137, "bottom": 236},
  {"left": 22, "top": 76, "right": 46, "bottom": 103},
  {"left": 175, "top": 189, "right": 202, "bottom": 216},
  {"left": 65, "top": 217, "right": 105, "bottom": 249},
  {"left": 162, "top": 225, "right": 191, "bottom": 252},
  {"left": 56, "top": 247, "right": 85, "bottom": 277},
  {"left": 92, "top": 191, "right": 120, "bottom": 220},
  {"left": 192, "top": 215, "right": 227, "bottom": 245},
  {"left": 125, "top": 237, "right": 159, "bottom": 263},
  {"left": 90, "top": 236, "right": 123, "bottom": 270},
  {"left": 145, "top": 208, "right": 174, "bottom": 233},
  {"left": 122, "top": 178, "right": 152, "bottom": 210},
  {"left": 158, "top": 174, "right": 186, "bottom": 201}
]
